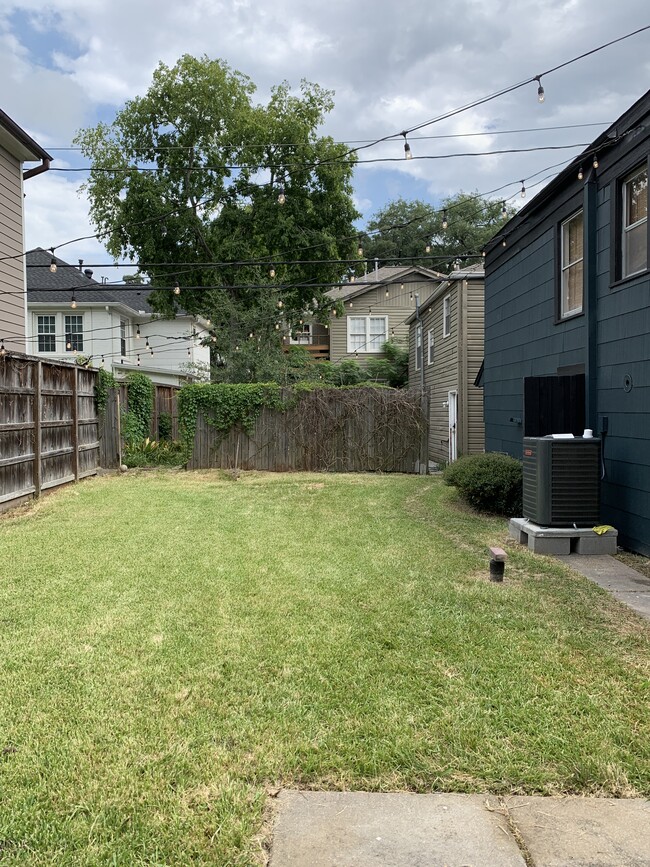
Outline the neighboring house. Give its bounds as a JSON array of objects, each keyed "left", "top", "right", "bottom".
[
  {"left": 326, "top": 265, "right": 446, "bottom": 365},
  {"left": 0, "top": 109, "right": 51, "bottom": 353},
  {"left": 26, "top": 248, "right": 211, "bottom": 385},
  {"left": 483, "top": 88, "right": 650, "bottom": 554},
  {"left": 407, "top": 264, "right": 485, "bottom": 465}
]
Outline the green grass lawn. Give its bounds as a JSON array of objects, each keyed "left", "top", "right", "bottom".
[{"left": 1, "top": 471, "right": 649, "bottom": 865}]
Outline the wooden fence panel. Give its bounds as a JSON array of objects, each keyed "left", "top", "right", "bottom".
[
  {"left": 99, "top": 389, "right": 121, "bottom": 469},
  {"left": 0, "top": 354, "right": 100, "bottom": 510},
  {"left": 189, "top": 388, "right": 429, "bottom": 474}
]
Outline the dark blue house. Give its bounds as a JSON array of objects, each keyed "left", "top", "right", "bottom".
[{"left": 483, "top": 88, "right": 649, "bottom": 555}]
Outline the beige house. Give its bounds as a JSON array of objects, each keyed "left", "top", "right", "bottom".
[
  {"left": 0, "top": 108, "right": 51, "bottom": 353},
  {"left": 325, "top": 265, "right": 445, "bottom": 365},
  {"left": 408, "top": 264, "right": 485, "bottom": 465}
]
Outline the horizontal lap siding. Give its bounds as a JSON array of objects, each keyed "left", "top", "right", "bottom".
[
  {"left": 422, "top": 288, "right": 458, "bottom": 464},
  {"left": 466, "top": 283, "right": 485, "bottom": 454},
  {"left": 0, "top": 147, "right": 25, "bottom": 353}
]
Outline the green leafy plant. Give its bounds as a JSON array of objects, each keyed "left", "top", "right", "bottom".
[
  {"left": 158, "top": 412, "right": 173, "bottom": 442},
  {"left": 123, "top": 437, "right": 186, "bottom": 468},
  {"left": 366, "top": 340, "right": 409, "bottom": 388},
  {"left": 123, "top": 372, "right": 154, "bottom": 443},
  {"left": 95, "top": 367, "right": 119, "bottom": 414},
  {"left": 443, "top": 452, "right": 523, "bottom": 516}
]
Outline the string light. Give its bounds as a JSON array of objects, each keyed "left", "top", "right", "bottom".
[
  {"left": 534, "top": 76, "right": 545, "bottom": 103},
  {"left": 501, "top": 201, "right": 507, "bottom": 218},
  {"left": 187, "top": 347, "right": 191, "bottom": 357},
  {"left": 502, "top": 238, "right": 507, "bottom": 247},
  {"left": 402, "top": 132, "right": 412, "bottom": 160},
  {"left": 349, "top": 300, "right": 353, "bottom": 308},
  {"left": 349, "top": 274, "right": 355, "bottom": 283},
  {"left": 49, "top": 249, "right": 57, "bottom": 273},
  {"left": 70, "top": 292, "right": 77, "bottom": 309},
  {"left": 101, "top": 355, "right": 105, "bottom": 365},
  {"left": 385, "top": 288, "right": 389, "bottom": 298},
  {"left": 277, "top": 182, "right": 286, "bottom": 205},
  {"left": 277, "top": 300, "right": 283, "bottom": 309},
  {"left": 520, "top": 181, "right": 526, "bottom": 198},
  {"left": 592, "top": 155, "right": 599, "bottom": 169},
  {"left": 442, "top": 210, "right": 448, "bottom": 230},
  {"left": 357, "top": 241, "right": 363, "bottom": 257},
  {"left": 1, "top": 339, "right": 7, "bottom": 357},
  {"left": 425, "top": 241, "right": 431, "bottom": 253},
  {"left": 578, "top": 166, "right": 584, "bottom": 180},
  {"left": 145, "top": 338, "right": 150, "bottom": 348},
  {"left": 136, "top": 326, "right": 141, "bottom": 339},
  {"left": 211, "top": 334, "right": 216, "bottom": 342},
  {"left": 275, "top": 322, "right": 280, "bottom": 330},
  {"left": 150, "top": 348, "right": 154, "bottom": 357},
  {"left": 66, "top": 340, "right": 72, "bottom": 350},
  {"left": 137, "top": 354, "right": 141, "bottom": 366},
  {"left": 269, "top": 266, "right": 276, "bottom": 278},
  {"left": 173, "top": 279, "right": 181, "bottom": 295},
  {"left": 205, "top": 317, "right": 211, "bottom": 326}
]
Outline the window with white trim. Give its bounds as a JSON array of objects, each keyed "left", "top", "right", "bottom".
[
  {"left": 560, "top": 210, "right": 584, "bottom": 318},
  {"left": 443, "top": 295, "right": 451, "bottom": 337},
  {"left": 346, "top": 315, "right": 388, "bottom": 353},
  {"left": 622, "top": 166, "right": 648, "bottom": 278},
  {"left": 427, "top": 329, "right": 434, "bottom": 365},
  {"left": 120, "top": 319, "right": 128, "bottom": 357},
  {"left": 37, "top": 315, "right": 56, "bottom": 352},
  {"left": 64, "top": 315, "right": 84, "bottom": 352},
  {"left": 290, "top": 323, "right": 311, "bottom": 344},
  {"left": 415, "top": 324, "right": 422, "bottom": 370}
]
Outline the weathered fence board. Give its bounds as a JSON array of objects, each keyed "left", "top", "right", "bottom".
[
  {"left": 118, "top": 382, "right": 180, "bottom": 440},
  {"left": 0, "top": 353, "right": 101, "bottom": 510},
  {"left": 98, "top": 388, "right": 121, "bottom": 469},
  {"left": 188, "top": 388, "right": 429, "bottom": 474}
]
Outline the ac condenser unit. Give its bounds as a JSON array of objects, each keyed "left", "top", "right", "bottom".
[{"left": 522, "top": 436, "right": 601, "bottom": 527}]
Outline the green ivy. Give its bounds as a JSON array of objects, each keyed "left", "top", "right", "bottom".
[
  {"left": 95, "top": 368, "right": 118, "bottom": 414},
  {"left": 124, "top": 372, "right": 154, "bottom": 442}
]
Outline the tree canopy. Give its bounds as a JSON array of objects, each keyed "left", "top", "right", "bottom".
[
  {"left": 75, "top": 55, "right": 359, "bottom": 376},
  {"left": 360, "top": 193, "right": 514, "bottom": 269}
]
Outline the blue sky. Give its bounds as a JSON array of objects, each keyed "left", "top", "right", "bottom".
[{"left": 1, "top": 0, "right": 649, "bottom": 281}]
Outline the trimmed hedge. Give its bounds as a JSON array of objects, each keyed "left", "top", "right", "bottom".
[{"left": 443, "top": 452, "right": 523, "bottom": 516}]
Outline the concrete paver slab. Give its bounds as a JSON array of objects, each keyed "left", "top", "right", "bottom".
[
  {"left": 507, "top": 796, "right": 650, "bottom": 867},
  {"left": 270, "top": 791, "right": 526, "bottom": 867},
  {"left": 556, "top": 554, "right": 650, "bottom": 620}
]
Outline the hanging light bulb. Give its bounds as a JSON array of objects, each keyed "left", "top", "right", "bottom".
[
  {"left": 277, "top": 300, "right": 284, "bottom": 309},
  {"left": 137, "top": 354, "right": 141, "bottom": 367},
  {"left": 269, "top": 266, "right": 276, "bottom": 278},
  {"left": 535, "top": 76, "right": 545, "bottom": 103},
  {"left": 211, "top": 334, "right": 217, "bottom": 342},
  {"left": 390, "top": 328, "right": 395, "bottom": 338},
  {"left": 350, "top": 274, "right": 355, "bottom": 283},
  {"left": 501, "top": 238, "right": 507, "bottom": 247},
  {"left": 385, "top": 288, "right": 389, "bottom": 298},
  {"left": 275, "top": 322, "right": 280, "bottom": 330},
  {"left": 578, "top": 166, "right": 584, "bottom": 181},
  {"left": 173, "top": 279, "right": 181, "bottom": 296},
  {"left": 101, "top": 355, "right": 105, "bottom": 366},
  {"left": 150, "top": 348, "right": 154, "bottom": 357},
  {"left": 402, "top": 131, "right": 412, "bottom": 160},
  {"left": 136, "top": 326, "right": 141, "bottom": 339},
  {"left": 357, "top": 242, "right": 363, "bottom": 257},
  {"left": 425, "top": 242, "right": 431, "bottom": 253},
  {"left": 442, "top": 210, "right": 448, "bottom": 230},
  {"left": 277, "top": 182, "right": 286, "bottom": 205},
  {"left": 409, "top": 291, "right": 414, "bottom": 301},
  {"left": 501, "top": 201, "right": 507, "bottom": 218},
  {"left": 145, "top": 338, "right": 150, "bottom": 348},
  {"left": 354, "top": 351, "right": 359, "bottom": 358},
  {"left": 592, "top": 155, "right": 599, "bottom": 169},
  {"left": 332, "top": 308, "right": 337, "bottom": 317},
  {"left": 49, "top": 248, "right": 57, "bottom": 273},
  {"left": 482, "top": 250, "right": 486, "bottom": 258},
  {"left": 249, "top": 331, "right": 254, "bottom": 338},
  {"left": 187, "top": 347, "right": 191, "bottom": 357},
  {"left": 520, "top": 181, "right": 526, "bottom": 199},
  {"left": 205, "top": 317, "right": 211, "bottom": 326},
  {"left": 349, "top": 300, "right": 353, "bottom": 308},
  {"left": 0, "top": 340, "right": 6, "bottom": 357},
  {"left": 70, "top": 292, "right": 77, "bottom": 310},
  {"left": 66, "top": 340, "right": 72, "bottom": 350},
  {"left": 235, "top": 344, "right": 240, "bottom": 351}
]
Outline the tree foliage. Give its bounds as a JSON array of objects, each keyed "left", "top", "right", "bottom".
[
  {"left": 360, "top": 193, "right": 514, "bottom": 269},
  {"left": 75, "top": 55, "right": 359, "bottom": 377}
]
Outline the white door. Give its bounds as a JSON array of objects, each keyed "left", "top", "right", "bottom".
[{"left": 448, "top": 390, "right": 458, "bottom": 463}]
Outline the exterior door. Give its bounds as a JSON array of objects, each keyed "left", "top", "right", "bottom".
[{"left": 448, "top": 390, "right": 458, "bottom": 463}]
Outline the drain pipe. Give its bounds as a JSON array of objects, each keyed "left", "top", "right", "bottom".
[
  {"left": 23, "top": 158, "right": 51, "bottom": 181},
  {"left": 415, "top": 293, "right": 424, "bottom": 391},
  {"left": 584, "top": 168, "right": 598, "bottom": 433}
]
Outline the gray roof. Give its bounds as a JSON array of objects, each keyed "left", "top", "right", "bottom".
[
  {"left": 0, "top": 108, "right": 51, "bottom": 162},
  {"left": 327, "top": 264, "right": 447, "bottom": 302},
  {"left": 27, "top": 248, "right": 157, "bottom": 314}
]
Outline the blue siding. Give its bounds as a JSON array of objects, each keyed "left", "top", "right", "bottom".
[{"left": 484, "top": 98, "right": 650, "bottom": 554}]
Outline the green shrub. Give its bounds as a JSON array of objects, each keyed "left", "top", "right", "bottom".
[
  {"left": 158, "top": 412, "right": 173, "bottom": 441},
  {"left": 442, "top": 452, "right": 522, "bottom": 516},
  {"left": 123, "top": 437, "right": 186, "bottom": 468}
]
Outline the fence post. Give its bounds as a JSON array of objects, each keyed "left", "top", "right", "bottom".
[
  {"left": 72, "top": 365, "right": 80, "bottom": 481},
  {"left": 33, "top": 360, "right": 42, "bottom": 497}
]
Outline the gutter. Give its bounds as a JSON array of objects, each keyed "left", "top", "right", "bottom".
[{"left": 23, "top": 158, "right": 51, "bottom": 181}]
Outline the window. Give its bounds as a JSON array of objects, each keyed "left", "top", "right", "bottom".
[
  {"left": 346, "top": 316, "right": 388, "bottom": 353},
  {"left": 443, "top": 295, "right": 451, "bottom": 337},
  {"left": 37, "top": 315, "right": 56, "bottom": 352},
  {"left": 415, "top": 324, "right": 422, "bottom": 370},
  {"left": 561, "top": 210, "right": 584, "bottom": 318},
  {"left": 622, "top": 166, "right": 648, "bottom": 278},
  {"left": 427, "top": 329, "right": 434, "bottom": 365},
  {"left": 290, "top": 323, "right": 311, "bottom": 344},
  {"left": 120, "top": 320, "right": 128, "bottom": 357},
  {"left": 64, "top": 315, "right": 83, "bottom": 352}
]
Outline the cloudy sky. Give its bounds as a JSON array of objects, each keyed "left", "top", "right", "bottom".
[{"left": 1, "top": 0, "right": 649, "bottom": 280}]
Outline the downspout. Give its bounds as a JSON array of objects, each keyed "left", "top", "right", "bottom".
[
  {"left": 583, "top": 169, "right": 598, "bottom": 433},
  {"left": 23, "top": 158, "right": 51, "bottom": 181},
  {"left": 415, "top": 293, "right": 424, "bottom": 390}
]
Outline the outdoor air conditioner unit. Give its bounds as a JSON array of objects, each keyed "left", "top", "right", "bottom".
[{"left": 522, "top": 436, "right": 601, "bottom": 527}]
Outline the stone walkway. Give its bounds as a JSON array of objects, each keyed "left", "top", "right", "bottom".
[
  {"left": 556, "top": 554, "right": 650, "bottom": 619},
  {"left": 269, "top": 791, "right": 650, "bottom": 866}
]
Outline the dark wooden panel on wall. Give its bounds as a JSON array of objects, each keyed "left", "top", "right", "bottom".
[{"left": 524, "top": 374, "right": 585, "bottom": 437}]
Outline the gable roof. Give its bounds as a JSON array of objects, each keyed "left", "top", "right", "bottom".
[
  {"left": 0, "top": 108, "right": 51, "bottom": 163},
  {"left": 486, "top": 86, "right": 650, "bottom": 252},
  {"left": 27, "top": 248, "right": 157, "bottom": 315},
  {"left": 326, "top": 264, "right": 446, "bottom": 303}
]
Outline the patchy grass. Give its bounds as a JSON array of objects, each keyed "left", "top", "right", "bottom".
[
  {"left": 616, "top": 548, "right": 650, "bottom": 579},
  {"left": 0, "top": 472, "right": 649, "bottom": 865}
]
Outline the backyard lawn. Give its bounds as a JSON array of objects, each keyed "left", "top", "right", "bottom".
[{"left": 1, "top": 471, "right": 649, "bottom": 865}]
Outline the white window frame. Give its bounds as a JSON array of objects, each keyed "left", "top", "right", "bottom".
[
  {"left": 289, "top": 323, "right": 312, "bottom": 345},
  {"left": 120, "top": 319, "right": 128, "bottom": 357},
  {"left": 622, "top": 165, "right": 648, "bottom": 278},
  {"left": 427, "top": 329, "right": 434, "bottom": 365},
  {"left": 560, "top": 210, "right": 584, "bottom": 319},
  {"left": 443, "top": 295, "right": 451, "bottom": 338},
  {"left": 415, "top": 323, "right": 422, "bottom": 371},
  {"left": 64, "top": 314, "right": 84, "bottom": 352},
  {"left": 37, "top": 315, "right": 56, "bottom": 353},
  {"left": 346, "top": 315, "right": 388, "bottom": 354}
]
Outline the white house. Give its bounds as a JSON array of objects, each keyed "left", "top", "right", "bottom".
[{"left": 26, "top": 248, "right": 211, "bottom": 385}]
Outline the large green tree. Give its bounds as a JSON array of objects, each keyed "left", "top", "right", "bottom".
[
  {"left": 360, "top": 193, "right": 514, "bottom": 269},
  {"left": 75, "top": 55, "right": 359, "bottom": 377}
]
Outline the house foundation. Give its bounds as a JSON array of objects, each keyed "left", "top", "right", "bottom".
[{"left": 508, "top": 518, "right": 618, "bottom": 555}]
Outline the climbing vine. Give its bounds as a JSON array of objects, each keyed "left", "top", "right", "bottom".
[
  {"left": 123, "top": 372, "right": 154, "bottom": 442},
  {"left": 95, "top": 367, "right": 118, "bottom": 414}
]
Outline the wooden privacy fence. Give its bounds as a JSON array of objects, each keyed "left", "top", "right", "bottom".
[
  {"left": 0, "top": 354, "right": 100, "bottom": 510},
  {"left": 189, "top": 387, "right": 430, "bottom": 473},
  {"left": 119, "top": 382, "right": 180, "bottom": 439}
]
